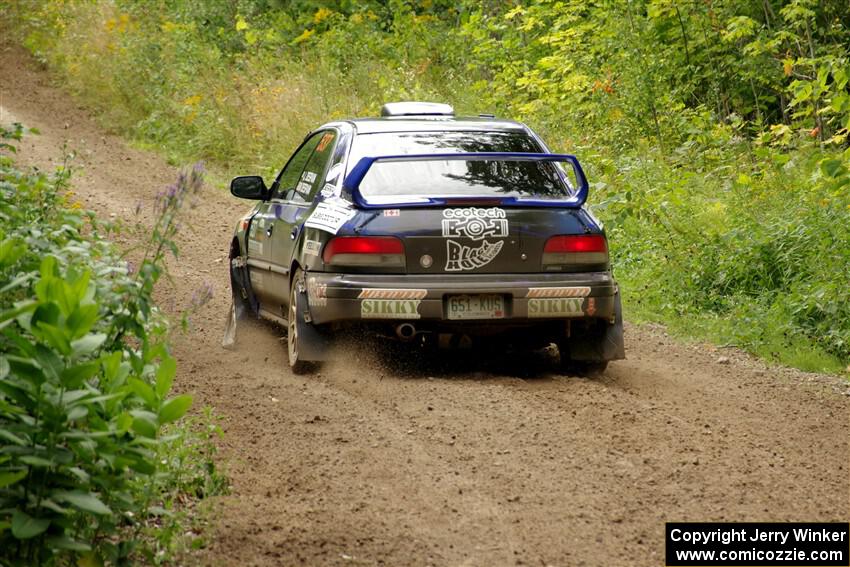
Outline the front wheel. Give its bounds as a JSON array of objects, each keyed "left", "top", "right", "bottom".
[{"left": 288, "top": 269, "right": 318, "bottom": 375}]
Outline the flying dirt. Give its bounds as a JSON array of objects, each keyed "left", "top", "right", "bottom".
[{"left": 1, "top": 43, "right": 847, "bottom": 566}]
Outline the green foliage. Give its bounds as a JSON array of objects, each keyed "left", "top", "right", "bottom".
[
  {"left": 4, "top": 0, "right": 849, "bottom": 371},
  {"left": 0, "top": 126, "right": 225, "bottom": 565},
  {"left": 599, "top": 142, "right": 850, "bottom": 368}
]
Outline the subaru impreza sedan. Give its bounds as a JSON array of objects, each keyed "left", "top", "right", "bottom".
[{"left": 226, "top": 102, "right": 624, "bottom": 374}]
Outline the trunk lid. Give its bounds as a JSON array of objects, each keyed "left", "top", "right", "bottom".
[{"left": 354, "top": 206, "right": 598, "bottom": 274}]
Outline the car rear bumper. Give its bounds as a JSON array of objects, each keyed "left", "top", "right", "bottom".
[{"left": 304, "top": 271, "right": 618, "bottom": 325}]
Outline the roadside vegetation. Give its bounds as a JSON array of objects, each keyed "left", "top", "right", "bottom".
[
  {"left": 0, "top": 124, "right": 226, "bottom": 565},
  {"left": 3, "top": 0, "right": 849, "bottom": 373}
]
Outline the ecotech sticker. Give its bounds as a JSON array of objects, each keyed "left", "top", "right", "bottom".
[{"left": 441, "top": 207, "right": 508, "bottom": 271}]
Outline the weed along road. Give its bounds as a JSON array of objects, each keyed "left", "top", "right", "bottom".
[{"left": 2, "top": 43, "right": 848, "bottom": 567}]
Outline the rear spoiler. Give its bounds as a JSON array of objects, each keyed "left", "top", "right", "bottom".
[{"left": 342, "top": 152, "right": 589, "bottom": 209}]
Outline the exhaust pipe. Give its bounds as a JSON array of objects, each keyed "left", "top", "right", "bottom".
[{"left": 395, "top": 323, "right": 417, "bottom": 341}]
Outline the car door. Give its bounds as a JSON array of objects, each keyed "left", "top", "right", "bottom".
[
  {"left": 255, "top": 129, "right": 340, "bottom": 314},
  {"left": 247, "top": 133, "right": 322, "bottom": 310}
]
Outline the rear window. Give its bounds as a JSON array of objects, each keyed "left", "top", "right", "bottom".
[{"left": 347, "top": 131, "right": 575, "bottom": 201}]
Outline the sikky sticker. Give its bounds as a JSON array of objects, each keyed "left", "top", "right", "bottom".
[
  {"left": 527, "top": 298, "right": 585, "bottom": 318},
  {"left": 361, "top": 299, "right": 421, "bottom": 320}
]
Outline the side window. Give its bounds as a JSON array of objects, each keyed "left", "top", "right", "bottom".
[
  {"left": 272, "top": 134, "right": 322, "bottom": 200},
  {"left": 290, "top": 131, "right": 338, "bottom": 203}
]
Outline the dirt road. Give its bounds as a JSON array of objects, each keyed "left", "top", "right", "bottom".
[{"left": 2, "top": 42, "right": 848, "bottom": 567}]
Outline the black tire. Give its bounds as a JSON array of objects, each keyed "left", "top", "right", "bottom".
[{"left": 287, "top": 269, "right": 317, "bottom": 375}]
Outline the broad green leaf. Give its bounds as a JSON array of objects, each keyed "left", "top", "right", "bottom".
[
  {"left": 115, "top": 412, "right": 133, "bottom": 434},
  {"left": 71, "top": 333, "right": 107, "bottom": 357},
  {"left": 0, "top": 300, "right": 36, "bottom": 331},
  {"left": 0, "top": 380, "right": 32, "bottom": 409},
  {"left": 821, "top": 158, "right": 845, "bottom": 178},
  {"left": 11, "top": 509, "right": 50, "bottom": 539},
  {"left": 39, "top": 498, "right": 70, "bottom": 515},
  {"left": 68, "top": 467, "right": 90, "bottom": 483},
  {"left": 34, "top": 322, "right": 71, "bottom": 356},
  {"left": 60, "top": 389, "right": 91, "bottom": 405},
  {"left": 61, "top": 361, "right": 100, "bottom": 387},
  {"left": 67, "top": 405, "right": 89, "bottom": 421},
  {"left": 159, "top": 394, "right": 193, "bottom": 424},
  {"left": 6, "top": 358, "right": 44, "bottom": 390},
  {"left": 19, "top": 455, "right": 55, "bottom": 467},
  {"left": 47, "top": 534, "right": 91, "bottom": 551},
  {"left": 0, "top": 356, "right": 8, "bottom": 379},
  {"left": 66, "top": 304, "right": 99, "bottom": 339},
  {"left": 131, "top": 411, "right": 158, "bottom": 438},
  {"left": 155, "top": 356, "right": 177, "bottom": 398},
  {"left": 128, "top": 377, "right": 157, "bottom": 407},
  {"left": 52, "top": 490, "right": 112, "bottom": 515},
  {"left": 0, "top": 429, "right": 29, "bottom": 446},
  {"left": 0, "top": 470, "right": 27, "bottom": 488},
  {"left": 34, "top": 344, "right": 64, "bottom": 381}
]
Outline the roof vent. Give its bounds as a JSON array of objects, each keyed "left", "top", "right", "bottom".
[{"left": 380, "top": 102, "right": 454, "bottom": 117}]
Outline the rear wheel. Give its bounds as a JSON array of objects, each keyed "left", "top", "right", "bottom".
[{"left": 288, "top": 269, "right": 317, "bottom": 375}]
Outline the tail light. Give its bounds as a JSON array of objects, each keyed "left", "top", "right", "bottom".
[
  {"left": 543, "top": 234, "right": 609, "bottom": 266},
  {"left": 322, "top": 236, "right": 405, "bottom": 268}
]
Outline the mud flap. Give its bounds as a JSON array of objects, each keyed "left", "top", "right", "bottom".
[
  {"left": 223, "top": 254, "right": 255, "bottom": 350},
  {"left": 222, "top": 300, "right": 238, "bottom": 349},
  {"left": 293, "top": 282, "right": 333, "bottom": 362},
  {"left": 568, "top": 293, "right": 625, "bottom": 362}
]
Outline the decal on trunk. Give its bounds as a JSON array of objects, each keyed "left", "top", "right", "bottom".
[
  {"left": 304, "top": 198, "right": 356, "bottom": 234},
  {"left": 445, "top": 239, "right": 503, "bottom": 271},
  {"left": 361, "top": 299, "right": 421, "bottom": 319},
  {"left": 303, "top": 239, "right": 322, "bottom": 256},
  {"left": 441, "top": 207, "right": 508, "bottom": 240}
]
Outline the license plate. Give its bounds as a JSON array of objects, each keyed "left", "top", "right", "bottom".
[{"left": 446, "top": 294, "right": 505, "bottom": 320}]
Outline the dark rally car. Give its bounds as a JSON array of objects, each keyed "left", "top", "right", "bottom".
[{"left": 226, "top": 102, "right": 624, "bottom": 374}]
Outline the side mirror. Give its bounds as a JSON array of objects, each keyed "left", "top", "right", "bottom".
[{"left": 230, "top": 176, "right": 268, "bottom": 200}]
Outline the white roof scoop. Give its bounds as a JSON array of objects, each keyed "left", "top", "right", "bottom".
[{"left": 380, "top": 102, "right": 454, "bottom": 117}]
